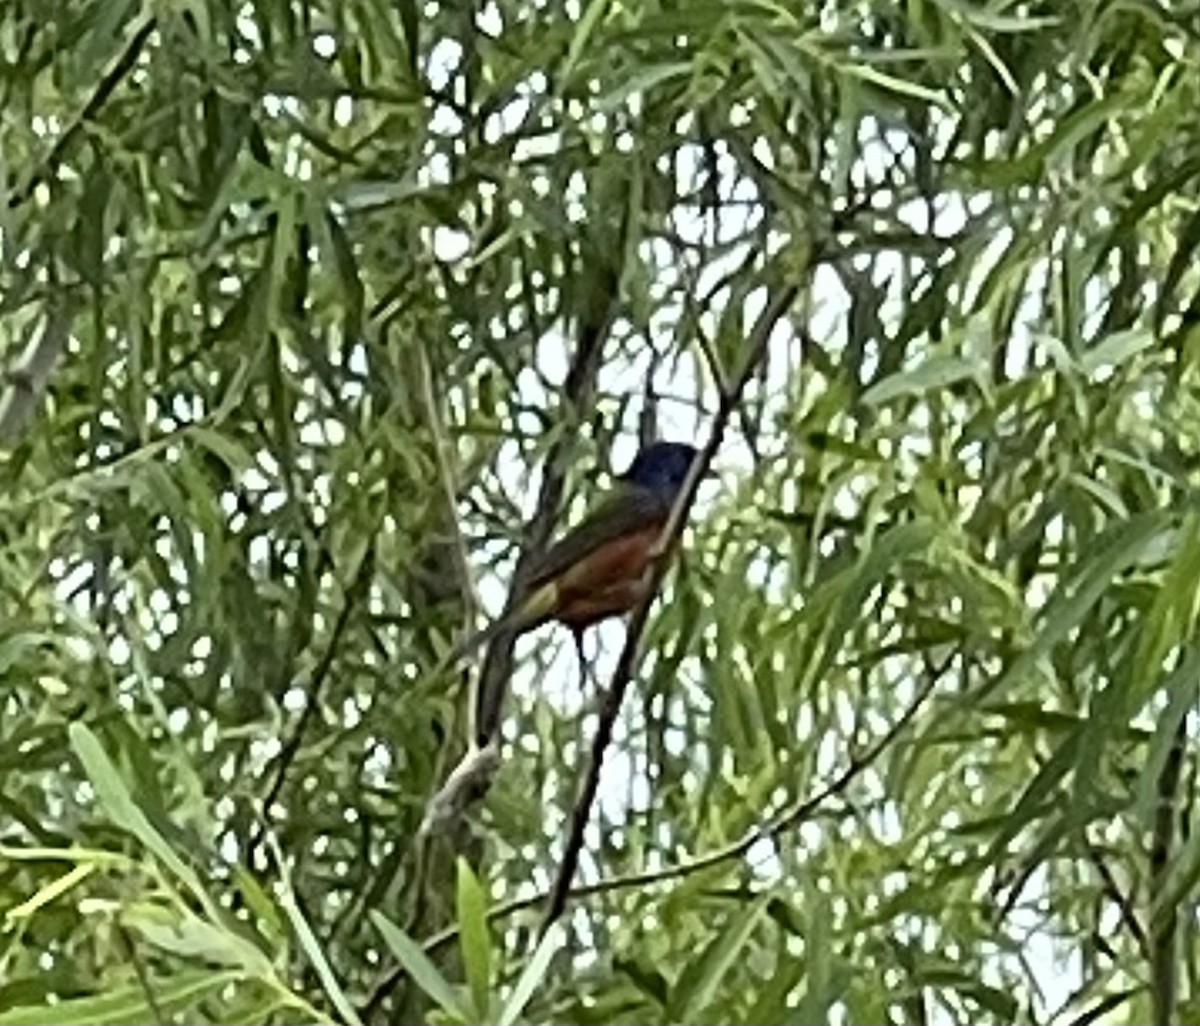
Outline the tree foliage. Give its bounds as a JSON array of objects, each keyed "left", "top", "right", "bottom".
[{"left": 3, "top": 0, "right": 1200, "bottom": 1023}]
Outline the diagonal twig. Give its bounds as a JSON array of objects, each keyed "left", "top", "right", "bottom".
[
  {"left": 1149, "top": 714, "right": 1187, "bottom": 1025},
  {"left": 1085, "top": 841, "right": 1148, "bottom": 958}
]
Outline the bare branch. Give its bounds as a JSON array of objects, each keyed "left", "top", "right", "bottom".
[
  {"left": 1150, "top": 714, "right": 1187, "bottom": 1025},
  {"left": 1086, "top": 841, "right": 1148, "bottom": 958}
]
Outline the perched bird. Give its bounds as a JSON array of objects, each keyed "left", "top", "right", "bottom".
[{"left": 452, "top": 441, "right": 700, "bottom": 664}]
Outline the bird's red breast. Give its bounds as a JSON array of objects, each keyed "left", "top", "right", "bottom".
[{"left": 550, "top": 521, "right": 664, "bottom": 630}]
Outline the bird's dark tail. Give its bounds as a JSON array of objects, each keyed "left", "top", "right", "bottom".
[
  {"left": 445, "top": 583, "right": 557, "bottom": 743},
  {"left": 472, "top": 622, "right": 523, "bottom": 744}
]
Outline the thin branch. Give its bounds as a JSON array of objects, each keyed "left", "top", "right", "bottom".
[
  {"left": 1149, "top": 713, "right": 1187, "bottom": 1026},
  {"left": 1085, "top": 841, "right": 1148, "bottom": 958},
  {"left": 361, "top": 604, "right": 937, "bottom": 1017},
  {"left": 1061, "top": 986, "right": 1139, "bottom": 1026},
  {"left": 538, "top": 280, "right": 800, "bottom": 934}
]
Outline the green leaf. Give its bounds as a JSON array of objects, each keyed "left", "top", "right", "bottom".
[
  {"left": 67, "top": 723, "right": 207, "bottom": 903},
  {"left": 744, "top": 940, "right": 806, "bottom": 1026},
  {"left": 861, "top": 355, "right": 984, "bottom": 406},
  {"left": 791, "top": 887, "right": 835, "bottom": 1026},
  {"left": 497, "top": 924, "right": 565, "bottom": 1026},
  {"left": 6, "top": 864, "right": 95, "bottom": 921},
  {"left": 1078, "top": 327, "right": 1156, "bottom": 376},
  {"left": 917, "top": 963, "right": 1019, "bottom": 1020},
  {"left": 595, "top": 62, "right": 692, "bottom": 112},
  {"left": 840, "top": 61, "right": 950, "bottom": 107},
  {"left": 970, "top": 91, "right": 1129, "bottom": 186},
  {"left": 371, "top": 911, "right": 472, "bottom": 1022},
  {"left": 74, "top": 169, "right": 114, "bottom": 287},
  {"left": 973, "top": 511, "right": 1173, "bottom": 706},
  {"left": 1158, "top": 207, "right": 1200, "bottom": 330},
  {"left": 1134, "top": 648, "right": 1200, "bottom": 824},
  {"left": 276, "top": 859, "right": 362, "bottom": 1026},
  {"left": 932, "top": 0, "right": 1060, "bottom": 32},
  {"left": 981, "top": 728, "right": 1080, "bottom": 859},
  {"left": 0, "top": 970, "right": 239, "bottom": 1026},
  {"left": 0, "top": 631, "right": 57, "bottom": 676},
  {"left": 324, "top": 209, "right": 365, "bottom": 343},
  {"left": 798, "top": 518, "right": 940, "bottom": 697},
  {"left": 1128, "top": 514, "right": 1200, "bottom": 708},
  {"left": 232, "top": 862, "right": 286, "bottom": 947},
  {"left": 456, "top": 857, "right": 492, "bottom": 1021},
  {"left": 187, "top": 425, "right": 257, "bottom": 474},
  {"left": 120, "top": 902, "right": 274, "bottom": 976},
  {"left": 560, "top": 0, "right": 612, "bottom": 87}
]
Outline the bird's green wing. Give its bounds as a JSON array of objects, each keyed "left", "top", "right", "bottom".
[{"left": 524, "top": 484, "right": 669, "bottom": 589}]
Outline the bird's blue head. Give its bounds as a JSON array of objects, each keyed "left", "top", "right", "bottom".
[{"left": 619, "top": 441, "right": 700, "bottom": 501}]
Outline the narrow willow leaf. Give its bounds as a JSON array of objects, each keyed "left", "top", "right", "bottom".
[
  {"left": 6, "top": 864, "right": 95, "bottom": 921},
  {"left": 933, "top": 0, "right": 1060, "bottom": 32},
  {"left": 861, "top": 355, "right": 984, "bottom": 406},
  {"left": 916, "top": 963, "right": 1019, "bottom": 1019},
  {"left": 974, "top": 511, "right": 1173, "bottom": 706},
  {"left": 1157, "top": 205, "right": 1200, "bottom": 331},
  {"left": 982, "top": 728, "right": 1081, "bottom": 860},
  {"left": 371, "top": 910, "right": 472, "bottom": 1021},
  {"left": 0, "top": 970, "right": 239, "bottom": 1026},
  {"left": 121, "top": 902, "right": 274, "bottom": 976},
  {"left": 1133, "top": 648, "right": 1200, "bottom": 824},
  {"left": 595, "top": 62, "right": 692, "bottom": 112},
  {"left": 188, "top": 426, "right": 257, "bottom": 475},
  {"left": 497, "top": 924, "right": 565, "bottom": 1026},
  {"left": 275, "top": 858, "right": 362, "bottom": 1026},
  {"left": 0, "top": 631, "right": 57, "bottom": 676},
  {"left": 324, "top": 209, "right": 365, "bottom": 342},
  {"left": 1078, "top": 327, "right": 1156, "bottom": 376},
  {"left": 456, "top": 857, "right": 492, "bottom": 1021},
  {"left": 67, "top": 723, "right": 207, "bottom": 904},
  {"left": 791, "top": 888, "right": 835, "bottom": 1026},
  {"left": 560, "top": 0, "right": 610, "bottom": 85},
  {"left": 840, "top": 61, "right": 949, "bottom": 106}
]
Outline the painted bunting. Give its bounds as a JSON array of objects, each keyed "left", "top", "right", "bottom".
[{"left": 452, "top": 441, "right": 700, "bottom": 662}]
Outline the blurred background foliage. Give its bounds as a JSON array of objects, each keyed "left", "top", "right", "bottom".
[{"left": 3, "top": 0, "right": 1200, "bottom": 1023}]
